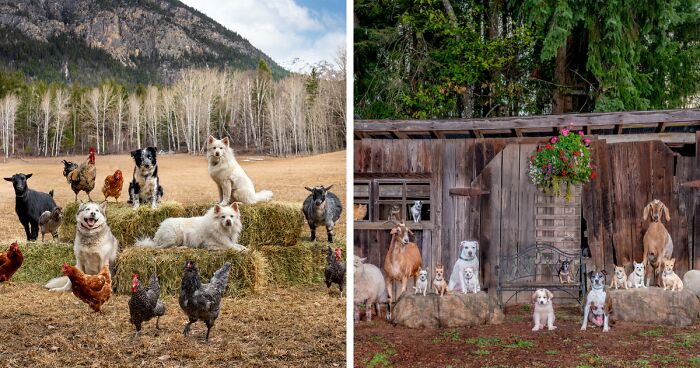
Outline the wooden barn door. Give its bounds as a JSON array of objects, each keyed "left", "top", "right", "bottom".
[
  {"left": 583, "top": 140, "right": 691, "bottom": 276},
  {"left": 471, "top": 143, "right": 540, "bottom": 305}
]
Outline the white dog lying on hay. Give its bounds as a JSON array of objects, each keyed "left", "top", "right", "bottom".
[{"left": 136, "top": 203, "right": 246, "bottom": 251}]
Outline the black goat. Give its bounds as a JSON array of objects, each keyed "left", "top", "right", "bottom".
[
  {"left": 302, "top": 185, "right": 342, "bottom": 242},
  {"left": 4, "top": 173, "right": 57, "bottom": 241}
]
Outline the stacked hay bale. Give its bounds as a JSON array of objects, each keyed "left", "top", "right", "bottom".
[{"left": 16, "top": 200, "right": 344, "bottom": 295}]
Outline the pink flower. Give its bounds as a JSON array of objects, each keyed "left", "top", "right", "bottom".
[
  {"left": 583, "top": 138, "right": 591, "bottom": 145},
  {"left": 550, "top": 136, "right": 558, "bottom": 144},
  {"left": 561, "top": 128, "right": 570, "bottom": 136},
  {"left": 578, "top": 130, "right": 584, "bottom": 136}
]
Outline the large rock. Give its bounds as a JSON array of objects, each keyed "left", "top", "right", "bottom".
[
  {"left": 393, "top": 291, "right": 489, "bottom": 328},
  {"left": 609, "top": 287, "right": 700, "bottom": 327},
  {"left": 683, "top": 270, "right": 700, "bottom": 298}
]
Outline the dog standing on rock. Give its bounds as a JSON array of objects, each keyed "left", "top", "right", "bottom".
[{"left": 207, "top": 136, "right": 273, "bottom": 205}]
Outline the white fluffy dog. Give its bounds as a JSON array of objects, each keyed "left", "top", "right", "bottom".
[
  {"left": 45, "top": 201, "right": 118, "bottom": 292},
  {"left": 207, "top": 136, "right": 273, "bottom": 205},
  {"left": 462, "top": 267, "right": 480, "bottom": 294},
  {"left": 137, "top": 203, "right": 246, "bottom": 251},
  {"left": 627, "top": 261, "right": 647, "bottom": 288},
  {"left": 448, "top": 240, "right": 479, "bottom": 292},
  {"left": 532, "top": 288, "right": 556, "bottom": 331}
]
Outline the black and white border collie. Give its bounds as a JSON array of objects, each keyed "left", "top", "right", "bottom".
[{"left": 128, "top": 147, "right": 164, "bottom": 209}]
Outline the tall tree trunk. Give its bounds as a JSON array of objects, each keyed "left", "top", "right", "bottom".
[{"left": 552, "top": 43, "right": 568, "bottom": 114}]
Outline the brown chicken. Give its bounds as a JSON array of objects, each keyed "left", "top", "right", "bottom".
[
  {"left": 102, "top": 169, "right": 124, "bottom": 202},
  {"left": 63, "top": 147, "right": 97, "bottom": 201},
  {"left": 63, "top": 263, "right": 112, "bottom": 312},
  {"left": 0, "top": 241, "right": 24, "bottom": 282}
]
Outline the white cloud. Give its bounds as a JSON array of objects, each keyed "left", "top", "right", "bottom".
[{"left": 181, "top": 0, "right": 345, "bottom": 73}]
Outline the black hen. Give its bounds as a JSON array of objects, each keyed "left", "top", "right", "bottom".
[
  {"left": 128, "top": 272, "right": 166, "bottom": 337},
  {"left": 325, "top": 246, "right": 345, "bottom": 296},
  {"left": 179, "top": 260, "right": 231, "bottom": 341}
]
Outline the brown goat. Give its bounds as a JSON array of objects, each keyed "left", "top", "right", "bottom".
[
  {"left": 642, "top": 199, "right": 674, "bottom": 287},
  {"left": 383, "top": 222, "right": 422, "bottom": 318}
]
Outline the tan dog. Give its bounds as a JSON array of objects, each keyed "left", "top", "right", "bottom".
[
  {"left": 661, "top": 258, "right": 684, "bottom": 291},
  {"left": 532, "top": 288, "right": 556, "bottom": 331},
  {"left": 353, "top": 204, "right": 368, "bottom": 221},
  {"left": 433, "top": 264, "right": 448, "bottom": 296},
  {"left": 610, "top": 265, "right": 628, "bottom": 290},
  {"left": 643, "top": 199, "right": 673, "bottom": 286}
]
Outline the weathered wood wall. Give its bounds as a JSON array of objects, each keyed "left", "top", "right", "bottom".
[
  {"left": 582, "top": 139, "right": 694, "bottom": 276},
  {"left": 354, "top": 137, "right": 699, "bottom": 301}
]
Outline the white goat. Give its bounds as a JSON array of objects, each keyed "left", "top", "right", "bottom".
[{"left": 354, "top": 256, "right": 388, "bottom": 322}]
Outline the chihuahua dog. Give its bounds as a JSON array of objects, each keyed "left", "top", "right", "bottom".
[
  {"left": 414, "top": 268, "right": 429, "bottom": 296},
  {"left": 558, "top": 259, "right": 572, "bottom": 284},
  {"left": 610, "top": 265, "right": 628, "bottom": 290},
  {"left": 433, "top": 264, "right": 448, "bottom": 296},
  {"left": 661, "top": 258, "right": 683, "bottom": 291},
  {"left": 462, "top": 267, "right": 480, "bottom": 294},
  {"left": 627, "top": 261, "right": 646, "bottom": 288},
  {"left": 581, "top": 270, "right": 612, "bottom": 332},
  {"left": 532, "top": 288, "right": 556, "bottom": 331}
]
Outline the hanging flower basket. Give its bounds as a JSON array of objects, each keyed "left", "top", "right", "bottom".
[{"left": 527, "top": 124, "right": 596, "bottom": 201}]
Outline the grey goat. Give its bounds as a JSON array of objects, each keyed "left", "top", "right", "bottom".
[
  {"left": 303, "top": 185, "right": 342, "bottom": 242},
  {"left": 39, "top": 206, "right": 63, "bottom": 241}
]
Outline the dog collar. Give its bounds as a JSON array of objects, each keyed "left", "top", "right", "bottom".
[
  {"left": 459, "top": 254, "right": 474, "bottom": 261},
  {"left": 663, "top": 270, "right": 673, "bottom": 276}
]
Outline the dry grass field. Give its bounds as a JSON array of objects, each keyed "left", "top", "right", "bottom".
[
  {"left": 0, "top": 150, "right": 347, "bottom": 367},
  {"left": 0, "top": 150, "right": 346, "bottom": 241}
]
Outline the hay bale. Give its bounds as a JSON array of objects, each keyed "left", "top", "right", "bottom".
[
  {"left": 13, "top": 242, "right": 74, "bottom": 284},
  {"left": 261, "top": 240, "right": 347, "bottom": 286},
  {"left": 59, "top": 201, "right": 303, "bottom": 248},
  {"left": 115, "top": 247, "right": 270, "bottom": 297}
]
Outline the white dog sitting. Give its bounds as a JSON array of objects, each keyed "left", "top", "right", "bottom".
[
  {"left": 532, "top": 288, "right": 556, "bottom": 331},
  {"left": 413, "top": 268, "right": 429, "bottom": 296},
  {"left": 462, "top": 267, "right": 480, "bottom": 294},
  {"left": 627, "top": 261, "right": 646, "bottom": 288},
  {"left": 449, "top": 240, "right": 479, "bottom": 292}
]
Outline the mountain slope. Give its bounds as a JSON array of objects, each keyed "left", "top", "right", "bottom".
[{"left": 0, "top": 0, "right": 287, "bottom": 84}]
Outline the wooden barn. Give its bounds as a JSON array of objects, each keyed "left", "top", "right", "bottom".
[{"left": 353, "top": 109, "right": 700, "bottom": 306}]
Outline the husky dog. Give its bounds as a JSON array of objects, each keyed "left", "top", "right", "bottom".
[
  {"left": 532, "top": 289, "right": 556, "bottom": 331},
  {"left": 627, "top": 261, "right": 647, "bottom": 288},
  {"left": 137, "top": 203, "right": 246, "bottom": 251},
  {"left": 128, "top": 147, "right": 164, "bottom": 209},
  {"left": 462, "top": 267, "right": 480, "bottom": 294},
  {"left": 45, "top": 201, "right": 118, "bottom": 292},
  {"left": 410, "top": 201, "right": 422, "bottom": 223},
  {"left": 413, "top": 268, "right": 429, "bottom": 296},
  {"left": 206, "top": 136, "right": 273, "bottom": 205},
  {"left": 448, "top": 240, "right": 479, "bottom": 292}
]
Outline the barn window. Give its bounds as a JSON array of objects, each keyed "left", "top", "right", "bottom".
[{"left": 354, "top": 179, "right": 431, "bottom": 224}]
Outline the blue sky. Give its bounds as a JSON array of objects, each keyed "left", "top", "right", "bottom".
[{"left": 181, "top": 0, "right": 346, "bottom": 73}]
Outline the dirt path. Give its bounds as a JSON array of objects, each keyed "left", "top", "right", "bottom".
[
  {"left": 355, "top": 305, "right": 700, "bottom": 367},
  {"left": 0, "top": 151, "right": 346, "bottom": 242}
]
